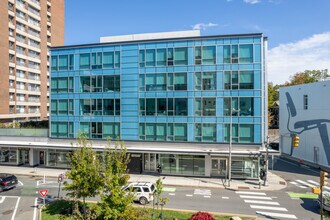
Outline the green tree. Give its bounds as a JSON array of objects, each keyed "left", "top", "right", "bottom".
[
  {"left": 153, "top": 178, "right": 169, "bottom": 219},
  {"left": 285, "top": 69, "right": 329, "bottom": 86},
  {"left": 98, "top": 140, "right": 136, "bottom": 220},
  {"left": 64, "top": 133, "right": 103, "bottom": 219}
]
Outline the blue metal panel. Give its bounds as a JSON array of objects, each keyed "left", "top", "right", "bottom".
[
  {"left": 217, "top": 65, "right": 224, "bottom": 71},
  {"left": 103, "top": 46, "right": 115, "bottom": 52},
  {"left": 122, "top": 44, "right": 138, "bottom": 50},
  {"left": 188, "top": 74, "right": 194, "bottom": 91},
  {"left": 239, "top": 37, "right": 254, "bottom": 44},
  {"left": 121, "top": 116, "right": 138, "bottom": 123},
  {"left": 174, "top": 41, "right": 188, "bottom": 47},
  {"left": 254, "top": 118, "right": 261, "bottom": 123},
  {"left": 216, "top": 118, "right": 224, "bottom": 123},
  {"left": 146, "top": 117, "right": 156, "bottom": 123},
  {"left": 156, "top": 67, "right": 167, "bottom": 73},
  {"left": 173, "top": 117, "right": 188, "bottom": 123},
  {"left": 167, "top": 66, "right": 174, "bottom": 72},
  {"left": 217, "top": 124, "right": 223, "bottom": 142},
  {"left": 238, "top": 117, "right": 254, "bottom": 123},
  {"left": 188, "top": 41, "right": 194, "bottom": 47},
  {"left": 217, "top": 71, "right": 222, "bottom": 90},
  {"left": 254, "top": 70, "right": 261, "bottom": 90},
  {"left": 122, "top": 56, "right": 138, "bottom": 63},
  {"left": 188, "top": 47, "right": 194, "bottom": 66},
  {"left": 156, "top": 117, "right": 167, "bottom": 123},
  {"left": 254, "top": 91, "right": 261, "bottom": 96},
  {"left": 194, "top": 66, "right": 202, "bottom": 72},
  {"left": 91, "top": 48, "right": 102, "bottom": 52},
  {"left": 254, "top": 97, "right": 261, "bottom": 116},
  {"left": 217, "top": 97, "right": 223, "bottom": 116},
  {"left": 156, "top": 42, "right": 167, "bottom": 48},
  {"left": 239, "top": 64, "right": 253, "bottom": 70},
  {"left": 238, "top": 90, "right": 254, "bottom": 97},
  {"left": 224, "top": 65, "right": 231, "bottom": 70},
  {"left": 217, "top": 45, "right": 224, "bottom": 64},
  {"left": 231, "top": 64, "right": 239, "bottom": 71},
  {"left": 139, "top": 44, "right": 145, "bottom": 49},
  {"left": 121, "top": 50, "right": 138, "bottom": 57},
  {"left": 174, "top": 66, "right": 188, "bottom": 72},
  {"left": 146, "top": 43, "right": 156, "bottom": 49},
  {"left": 194, "top": 40, "right": 202, "bottom": 46},
  {"left": 201, "top": 91, "right": 216, "bottom": 97},
  {"left": 146, "top": 68, "right": 156, "bottom": 73},
  {"left": 188, "top": 91, "right": 194, "bottom": 98},
  {"left": 188, "top": 123, "right": 194, "bottom": 141},
  {"left": 202, "top": 39, "right": 216, "bottom": 45},
  {"left": 202, "top": 65, "right": 217, "bottom": 71},
  {"left": 167, "top": 42, "right": 174, "bottom": 47},
  {"left": 188, "top": 98, "right": 194, "bottom": 116},
  {"left": 231, "top": 38, "right": 239, "bottom": 44},
  {"left": 254, "top": 44, "right": 261, "bottom": 63},
  {"left": 254, "top": 64, "right": 261, "bottom": 70},
  {"left": 254, "top": 37, "right": 261, "bottom": 43},
  {"left": 201, "top": 117, "right": 217, "bottom": 123},
  {"left": 224, "top": 39, "right": 231, "bottom": 44},
  {"left": 123, "top": 63, "right": 138, "bottom": 68},
  {"left": 254, "top": 124, "right": 261, "bottom": 143}
]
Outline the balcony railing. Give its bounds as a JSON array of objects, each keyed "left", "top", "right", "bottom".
[
  {"left": 28, "top": 8, "right": 40, "bottom": 16},
  {"left": 29, "top": 42, "right": 40, "bottom": 49},
  {"left": 16, "top": 37, "right": 26, "bottom": 43},
  {"left": 28, "top": 30, "right": 40, "bottom": 37},
  {"left": 28, "top": 64, "right": 39, "bottom": 70},
  {"left": 30, "top": 0, "right": 40, "bottom": 6}
]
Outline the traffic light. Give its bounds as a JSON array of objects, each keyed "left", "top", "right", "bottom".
[
  {"left": 292, "top": 134, "right": 300, "bottom": 148},
  {"left": 320, "top": 171, "right": 328, "bottom": 187}
]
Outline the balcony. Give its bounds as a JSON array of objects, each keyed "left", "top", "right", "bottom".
[{"left": 28, "top": 30, "right": 40, "bottom": 38}]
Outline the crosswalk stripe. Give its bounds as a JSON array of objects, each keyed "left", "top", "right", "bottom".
[
  {"left": 296, "top": 180, "right": 315, "bottom": 187},
  {"left": 186, "top": 194, "right": 193, "bottom": 197},
  {"left": 324, "top": 186, "right": 330, "bottom": 190},
  {"left": 250, "top": 205, "right": 288, "bottom": 211},
  {"left": 240, "top": 195, "right": 272, "bottom": 200},
  {"left": 244, "top": 200, "right": 280, "bottom": 205},
  {"left": 204, "top": 195, "right": 211, "bottom": 198},
  {"left": 222, "top": 196, "right": 229, "bottom": 199},
  {"left": 256, "top": 211, "right": 297, "bottom": 219},
  {"left": 290, "top": 181, "right": 298, "bottom": 185},
  {"left": 236, "top": 191, "right": 266, "bottom": 195},
  {"left": 298, "top": 185, "right": 308, "bottom": 189},
  {"left": 168, "top": 193, "right": 175, "bottom": 196},
  {"left": 307, "top": 180, "right": 319, "bottom": 185}
]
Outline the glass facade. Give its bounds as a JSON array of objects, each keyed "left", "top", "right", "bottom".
[{"left": 50, "top": 34, "right": 266, "bottom": 144}]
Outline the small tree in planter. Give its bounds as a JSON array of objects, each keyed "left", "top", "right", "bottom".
[
  {"left": 152, "top": 178, "right": 169, "bottom": 219},
  {"left": 189, "top": 211, "right": 215, "bottom": 220}
]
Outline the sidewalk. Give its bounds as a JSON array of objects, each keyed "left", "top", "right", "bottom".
[{"left": 0, "top": 165, "right": 287, "bottom": 191}]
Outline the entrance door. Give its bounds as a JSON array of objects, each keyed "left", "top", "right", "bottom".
[
  {"left": 39, "top": 151, "right": 45, "bottom": 165},
  {"left": 211, "top": 158, "right": 227, "bottom": 177},
  {"left": 143, "top": 153, "right": 158, "bottom": 172}
]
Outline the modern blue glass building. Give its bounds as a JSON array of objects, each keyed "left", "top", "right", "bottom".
[{"left": 48, "top": 30, "right": 268, "bottom": 178}]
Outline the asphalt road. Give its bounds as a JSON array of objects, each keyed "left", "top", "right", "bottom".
[{"left": 0, "top": 157, "right": 324, "bottom": 220}]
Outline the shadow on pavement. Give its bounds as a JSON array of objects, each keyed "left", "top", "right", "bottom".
[{"left": 300, "top": 198, "right": 319, "bottom": 214}]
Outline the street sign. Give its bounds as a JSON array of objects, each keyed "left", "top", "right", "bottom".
[{"left": 39, "top": 189, "right": 49, "bottom": 197}]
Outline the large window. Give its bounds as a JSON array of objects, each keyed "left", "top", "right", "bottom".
[
  {"left": 159, "top": 154, "right": 205, "bottom": 176},
  {"left": 195, "top": 123, "right": 216, "bottom": 142},
  {"left": 224, "top": 124, "right": 254, "bottom": 143},
  {"left": 79, "top": 122, "right": 120, "bottom": 139},
  {"left": 80, "top": 75, "right": 120, "bottom": 93},
  {"left": 139, "top": 47, "right": 188, "bottom": 67},
  {"left": 79, "top": 51, "right": 120, "bottom": 70},
  {"left": 51, "top": 122, "right": 74, "bottom": 138},
  {"left": 51, "top": 99, "right": 74, "bottom": 115},
  {"left": 80, "top": 99, "right": 120, "bottom": 116},
  {"left": 223, "top": 44, "right": 253, "bottom": 64},
  {"left": 140, "top": 98, "right": 188, "bottom": 116},
  {"left": 139, "top": 123, "right": 187, "bottom": 141},
  {"left": 139, "top": 73, "right": 187, "bottom": 91},
  {"left": 195, "top": 98, "right": 216, "bottom": 116},
  {"left": 195, "top": 46, "right": 216, "bottom": 65},
  {"left": 51, "top": 54, "right": 74, "bottom": 71},
  {"left": 51, "top": 77, "right": 74, "bottom": 93},
  {"left": 195, "top": 72, "right": 216, "bottom": 90},
  {"left": 224, "top": 97, "right": 254, "bottom": 116},
  {"left": 224, "top": 71, "right": 254, "bottom": 90}
]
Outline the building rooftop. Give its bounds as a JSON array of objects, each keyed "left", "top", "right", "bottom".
[
  {"left": 100, "top": 30, "right": 201, "bottom": 43},
  {"left": 51, "top": 32, "right": 264, "bottom": 50}
]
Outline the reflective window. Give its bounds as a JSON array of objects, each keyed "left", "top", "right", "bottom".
[
  {"left": 140, "top": 73, "right": 187, "bottom": 91},
  {"left": 140, "top": 98, "right": 188, "bottom": 116},
  {"left": 51, "top": 122, "right": 74, "bottom": 138},
  {"left": 224, "top": 44, "right": 253, "bottom": 63},
  {"left": 139, "top": 47, "right": 188, "bottom": 67},
  {"left": 224, "top": 97, "right": 254, "bottom": 116},
  {"left": 195, "top": 72, "right": 216, "bottom": 90},
  {"left": 79, "top": 122, "right": 120, "bottom": 139},
  {"left": 224, "top": 71, "right": 254, "bottom": 90},
  {"left": 224, "top": 124, "right": 254, "bottom": 143},
  {"left": 195, "top": 123, "right": 216, "bottom": 142},
  {"left": 195, "top": 98, "right": 216, "bottom": 116},
  {"left": 80, "top": 75, "right": 120, "bottom": 93},
  {"left": 139, "top": 123, "right": 187, "bottom": 141},
  {"left": 195, "top": 46, "right": 216, "bottom": 65},
  {"left": 51, "top": 77, "right": 74, "bottom": 93},
  {"left": 80, "top": 99, "right": 120, "bottom": 116}
]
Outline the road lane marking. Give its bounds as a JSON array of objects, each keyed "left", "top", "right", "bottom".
[
  {"left": 290, "top": 181, "right": 298, "bottom": 185},
  {"left": 307, "top": 180, "right": 319, "bottom": 185},
  {"left": 287, "top": 192, "right": 318, "bottom": 199},
  {"left": 298, "top": 185, "right": 308, "bottom": 188},
  {"left": 256, "top": 211, "right": 297, "bottom": 219},
  {"left": 244, "top": 200, "right": 280, "bottom": 205},
  {"left": 203, "top": 195, "right": 211, "bottom": 198},
  {"left": 250, "top": 205, "right": 288, "bottom": 211},
  {"left": 222, "top": 197, "right": 229, "bottom": 199},
  {"left": 168, "top": 193, "right": 175, "bottom": 196},
  {"left": 162, "top": 187, "right": 176, "bottom": 192},
  {"left": 33, "top": 197, "right": 38, "bottom": 220},
  {"left": 194, "top": 189, "right": 211, "bottom": 196},
  {"left": 296, "top": 180, "right": 315, "bottom": 187},
  {"left": 11, "top": 197, "right": 21, "bottom": 220},
  {"left": 0, "top": 196, "right": 5, "bottom": 203},
  {"left": 18, "top": 180, "right": 23, "bottom": 186},
  {"left": 186, "top": 194, "right": 193, "bottom": 197},
  {"left": 239, "top": 195, "right": 272, "bottom": 200},
  {"left": 236, "top": 191, "right": 266, "bottom": 195}
]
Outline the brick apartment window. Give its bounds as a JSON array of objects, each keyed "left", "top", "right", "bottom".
[{"left": 303, "top": 95, "right": 308, "bottom": 110}]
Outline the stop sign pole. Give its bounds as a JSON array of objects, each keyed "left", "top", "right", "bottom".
[{"left": 58, "top": 174, "right": 64, "bottom": 198}]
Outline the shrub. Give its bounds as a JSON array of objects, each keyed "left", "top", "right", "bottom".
[{"left": 189, "top": 211, "right": 215, "bottom": 220}]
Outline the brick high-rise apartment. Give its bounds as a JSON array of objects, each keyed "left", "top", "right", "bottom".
[{"left": 0, "top": 0, "right": 64, "bottom": 122}]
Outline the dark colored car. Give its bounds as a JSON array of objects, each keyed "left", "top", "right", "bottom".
[{"left": 0, "top": 173, "right": 18, "bottom": 192}]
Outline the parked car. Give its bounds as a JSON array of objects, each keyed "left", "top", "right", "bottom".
[
  {"left": 319, "top": 190, "right": 330, "bottom": 211},
  {"left": 123, "top": 182, "right": 156, "bottom": 205},
  {"left": 0, "top": 173, "right": 18, "bottom": 192}
]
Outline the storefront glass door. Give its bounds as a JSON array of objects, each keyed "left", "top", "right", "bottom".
[
  {"left": 143, "top": 153, "right": 157, "bottom": 172},
  {"left": 211, "top": 158, "right": 227, "bottom": 177}
]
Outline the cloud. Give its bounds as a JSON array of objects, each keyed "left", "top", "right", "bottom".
[
  {"left": 243, "top": 0, "right": 261, "bottom": 4},
  {"left": 268, "top": 32, "right": 330, "bottom": 84},
  {"left": 192, "top": 23, "right": 218, "bottom": 30}
]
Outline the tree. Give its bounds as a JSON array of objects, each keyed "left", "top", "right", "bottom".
[
  {"left": 152, "top": 178, "right": 169, "bottom": 219},
  {"left": 284, "top": 69, "right": 329, "bottom": 86},
  {"left": 98, "top": 140, "right": 136, "bottom": 220},
  {"left": 268, "top": 82, "right": 279, "bottom": 128},
  {"left": 64, "top": 133, "right": 103, "bottom": 219}
]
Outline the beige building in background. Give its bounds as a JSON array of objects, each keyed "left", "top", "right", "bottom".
[{"left": 0, "top": 0, "right": 64, "bottom": 122}]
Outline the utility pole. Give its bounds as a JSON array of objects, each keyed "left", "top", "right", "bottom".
[{"left": 264, "top": 136, "right": 269, "bottom": 186}]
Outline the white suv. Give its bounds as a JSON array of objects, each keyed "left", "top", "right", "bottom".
[{"left": 123, "top": 182, "right": 156, "bottom": 205}]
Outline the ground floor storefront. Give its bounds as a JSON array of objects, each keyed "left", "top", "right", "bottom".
[{"left": 0, "top": 146, "right": 264, "bottom": 179}]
